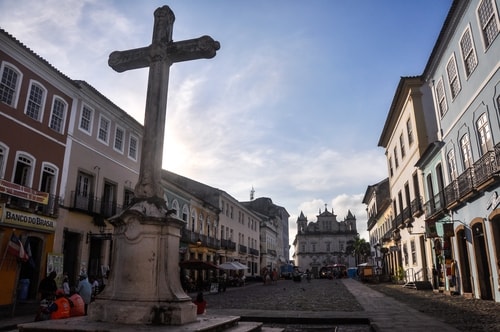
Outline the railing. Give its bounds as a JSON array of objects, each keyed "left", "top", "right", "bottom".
[
  {"left": 220, "top": 239, "right": 236, "bottom": 251},
  {"left": 267, "top": 249, "right": 277, "bottom": 256},
  {"left": 69, "top": 191, "right": 123, "bottom": 218},
  {"left": 1, "top": 192, "right": 60, "bottom": 217},
  {"left": 456, "top": 168, "right": 474, "bottom": 197},
  {"left": 249, "top": 248, "right": 259, "bottom": 256},
  {"left": 411, "top": 196, "right": 423, "bottom": 217},
  {"left": 239, "top": 244, "right": 247, "bottom": 254},
  {"left": 474, "top": 150, "right": 497, "bottom": 186}
]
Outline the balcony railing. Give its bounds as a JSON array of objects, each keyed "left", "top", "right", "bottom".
[
  {"left": 411, "top": 196, "right": 424, "bottom": 217},
  {"left": 239, "top": 244, "right": 247, "bottom": 254},
  {"left": 69, "top": 191, "right": 123, "bottom": 218},
  {"left": 423, "top": 143, "right": 500, "bottom": 219},
  {"left": 1, "top": 192, "right": 60, "bottom": 217},
  {"left": 249, "top": 248, "right": 259, "bottom": 256}
]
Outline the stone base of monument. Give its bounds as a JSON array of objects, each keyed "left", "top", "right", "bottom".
[{"left": 17, "top": 314, "right": 267, "bottom": 332}]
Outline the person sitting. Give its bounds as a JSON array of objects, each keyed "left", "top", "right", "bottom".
[
  {"left": 69, "top": 292, "right": 85, "bottom": 317},
  {"left": 49, "top": 289, "right": 71, "bottom": 320},
  {"left": 193, "top": 292, "right": 206, "bottom": 315}
]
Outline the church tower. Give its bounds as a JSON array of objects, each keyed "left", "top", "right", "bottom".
[{"left": 297, "top": 211, "right": 308, "bottom": 234}]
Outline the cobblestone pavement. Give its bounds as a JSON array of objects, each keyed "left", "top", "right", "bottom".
[
  {"left": 206, "top": 279, "right": 500, "bottom": 331},
  {"left": 207, "top": 279, "right": 363, "bottom": 312},
  {"left": 366, "top": 282, "right": 500, "bottom": 332}
]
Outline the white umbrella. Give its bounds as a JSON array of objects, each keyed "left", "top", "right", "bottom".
[
  {"left": 217, "top": 261, "right": 248, "bottom": 270},
  {"left": 217, "top": 262, "right": 240, "bottom": 270}
]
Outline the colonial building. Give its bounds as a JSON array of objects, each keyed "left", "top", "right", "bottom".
[
  {"left": 0, "top": 27, "right": 143, "bottom": 308},
  {"left": 241, "top": 197, "right": 290, "bottom": 274},
  {"left": 419, "top": 0, "right": 500, "bottom": 301},
  {"left": 293, "top": 206, "right": 357, "bottom": 277},
  {"left": 377, "top": 76, "right": 438, "bottom": 286},
  {"left": 162, "top": 170, "right": 262, "bottom": 277},
  {"left": 0, "top": 28, "right": 74, "bottom": 306},
  {"left": 363, "top": 178, "right": 392, "bottom": 276}
]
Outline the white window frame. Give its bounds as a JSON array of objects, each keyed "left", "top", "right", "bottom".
[
  {"left": 460, "top": 133, "right": 473, "bottom": 169},
  {"left": 477, "top": 0, "right": 500, "bottom": 50},
  {"left": 477, "top": 112, "right": 493, "bottom": 155},
  {"left": 128, "top": 134, "right": 139, "bottom": 161},
  {"left": 0, "top": 142, "right": 9, "bottom": 179},
  {"left": 113, "top": 125, "right": 125, "bottom": 153},
  {"left": 446, "top": 54, "right": 461, "bottom": 99},
  {"left": 447, "top": 149, "right": 458, "bottom": 180},
  {"left": 97, "top": 114, "right": 111, "bottom": 145},
  {"left": 49, "top": 96, "right": 67, "bottom": 134},
  {"left": 459, "top": 26, "right": 478, "bottom": 78},
  {"left": 24, "top": 80, "right": 47, "bottom": 122},
  {"left": 12, "top": 151, "right": 35, "bottom": 188},
  {"left": 0, "top": 62, "right": 22, "bottom": 108},
  {"left": 39, "top": 162, "right": 59, "bottom": 194},
  {"left": 79, "top": 104, "right": 94, "bottom": 135},
  {"left": 435, "top": 78, "right": 448, "bottom": 117}
]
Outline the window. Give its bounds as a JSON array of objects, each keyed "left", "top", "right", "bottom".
[
  {"left": 447, "top": 55, "right": 461, "bottom": 99},
  {"left": 199, "top": 213, "right": 204, "bottom": 234},
  {"left": 460, "top": 133, "right": 473, "bottom": 169},
  {"left": 447, "top": 149, "right": 458, "bottom": 180},
  {"left": 406, "top": 118, "right": 414, "bottom": 146},
  {"left": 79, "top": 105, "right": 93, "bottom": 134},
  {"left": 393, "top": 147, "right": 399, "bottom": 169},
  {"left": 0, "top": 63, "right": 21, "bottom": 107},
  {"left": 25, "top": 81, "right": 46, "bottom": 121},
  {"left": 435, "top": 79, "right": 448, "bottom": 116},
  {"left": 478, "top": 0, "right": 500, "bottom": 49},
  {"left": 128, "top": 134, "right": 138, "bottom": 161},
  {"left": 171, "top": 200, "right": 179, "bottom": 218},
  {"left": 410, "top": 240, "right": 417, "bottom": 265},
  {"left": 40, "top": 163, "right": 57, "bottom": 194},
  {"left": 49, "top": 97, "right": 67, "bottom": 133},
  {"left": 13, "top": 153, "right": 34, "bottom": 187},
  {"left": 460, "top": 28, "right": 478, "bottom": 77},
  {"left": 124, "top": 188, "right": 134, "bottom": 208},
  {"left": 0, "top": 143, "right": 8, "bottom": 179},
  {"left": 182, "top": 205, "right": 189, "bottom": 222},
  {"left": 114, "top": 126, "right": 125, "bottom": 153},
  {"left": 101, "top": 181, "right": 117, "bottom": 217},
  {"left": 388, "top": 157, "right": 394, "bottom": 177},
  {"left": 191, "top": 209, "right": 196, "bottom": 232},
  {"left": 477, "top": 113, "right": 493, "bottom": 154},
  {"left": 75, "top": 171, "right": 93, "bottom": 210},
  {"left": 399, "top": 133, "right": 405, "bottom": 158},
  {"left": 97, "top": 115, "right": 110, "bottom": 144}
]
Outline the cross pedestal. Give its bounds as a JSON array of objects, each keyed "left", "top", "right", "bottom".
[{"left": 89, "top": 202, "right": 196, "bottom": 325}]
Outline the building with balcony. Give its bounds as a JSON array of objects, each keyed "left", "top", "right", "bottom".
[
  {"left": 162, "top": 170, "right": 262, "bottom": 278},
  {"left": 363, "top": 178, "right": 393, "bottom": 276},
  {"left": 0, "top": 28, "right": 75, "bottom": 306},
  {"left": 420, "top": 0, "right": 500, "bottom": 301},
  {"left": 293, "top": 205, "right": 357, "bottom": 278},
  {"left": 58, "top": 80, "right": 142, "bottom": 288},
  {"left": 378, "top": 76, "right": 438, "bottom": 286}
]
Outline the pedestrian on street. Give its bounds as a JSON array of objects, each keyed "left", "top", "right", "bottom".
[
  {"left": 75, "top": 273, "right": 92, "bottom": 315},
  {"left": 193, "top": 291, "right": 207, "bottom": 315},
  {"left": 38, "top": 271, "right": 57, "bottom": 300}
]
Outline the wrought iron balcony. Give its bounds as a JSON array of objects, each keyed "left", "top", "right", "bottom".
[
  {"left": 411, "top": 196, "right": 424, "bottom": 217},
  {"left": 249, "top": 248, "right": 259, "bottom": 256},
  {"left": 0, "top": 192, "right": 60, "bottom": 217},
  {"left": 69, "top": 191, "right": 122, "bottom": 218},
  {"left": 239, "top": 244, "right": 247, "bottom": 254}
]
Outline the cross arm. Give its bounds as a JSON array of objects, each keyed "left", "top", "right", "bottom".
[
  {"left": 108, "top": 46, "right": 151, "bottom": 73},
  {"left": 168, "top": 35, "right": 220, "bottom": 63}
]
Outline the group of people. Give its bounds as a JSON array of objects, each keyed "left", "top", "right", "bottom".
[
  {"left": 36, "top": 271, "right": 97, "bottom": 320},
  {"left": 262, "top": 268, "right": 278, "bottom": 285}
]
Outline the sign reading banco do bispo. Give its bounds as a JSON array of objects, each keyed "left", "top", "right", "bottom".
[{"left": 1, "top": 207, "right": 56, "bottom": 232}]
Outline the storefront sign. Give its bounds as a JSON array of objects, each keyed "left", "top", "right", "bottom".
[
  {"left": 0, "top": 179, "right": 49, "bottom": 204},
  {"left": 0, "top": 207, "right": 56, "bottom": 232}
]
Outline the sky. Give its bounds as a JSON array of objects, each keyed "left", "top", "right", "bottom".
[{"left": 0, "top": 0, "right": 452, "bottom": 252}]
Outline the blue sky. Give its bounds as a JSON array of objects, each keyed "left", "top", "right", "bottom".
[{"left": 0, "top": 0, "right": 452, "bottom": 245}]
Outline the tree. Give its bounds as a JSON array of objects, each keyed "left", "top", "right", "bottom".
[{"left": 347, "top": 235, "right": 371, "bottom": 266}]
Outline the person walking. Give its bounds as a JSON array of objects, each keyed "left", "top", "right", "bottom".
[
  {"left": 192, "top": 292, "right": 207, "bottom": 315},
  {"left": 75, "top": 273, "right": 92, "bottom": 315}
]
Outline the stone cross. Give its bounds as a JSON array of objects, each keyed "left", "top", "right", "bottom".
[{"left": 108, "top": 6, "right": 220, "bottom": 199}]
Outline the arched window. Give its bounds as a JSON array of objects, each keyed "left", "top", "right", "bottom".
[
  {"left": 198, "top": 213, "right": 204, "bottom": 234},
  {"left": 25, "top": 80, "right": 47, "bottom": 121},
  {"left": 13, "top": 152, "right": 35, "bottom": 188},
  {"left": 172, "top": 200, "right": 180, "bottom": 218},
  {"left": 181, "top": 204, "right": 189, "bottom": 222}
]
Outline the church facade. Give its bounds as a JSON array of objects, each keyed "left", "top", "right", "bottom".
[{"left": 292, "top": 206, "right": 357, "bottom": 277}]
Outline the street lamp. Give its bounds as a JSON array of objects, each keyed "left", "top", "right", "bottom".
[{"left": 407, "top": 223, "right": 426, "bottom": 236}]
